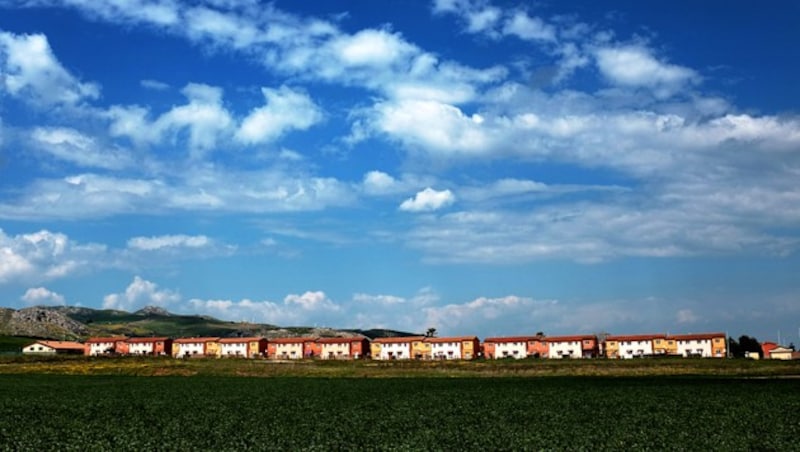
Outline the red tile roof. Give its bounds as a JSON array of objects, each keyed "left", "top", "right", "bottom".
[
  {"left": 545, "top": 335, "right": 597, "bottom": 343},
  {"left": 669, "top": 333, "right": 726, "bottom": 341},
  {"left": 373, "top": 336, "right": 426, "bottom": 344},
  {"left": 36, "top": 340, "right": 85, "bottom": 351},
  {"left": 127, "top": 337, "right": 171, "bottom": 343},
  {"left": 85, "top": 337, "right": 128, "bottom": 343},
  {"left": 483, "top": 336, "right": 538, "bottom": 343},
  {"left": 270, "top": 337, "right": 317, "bottom": 344},
  {"left": 218, "top": 337, "right": 264, "bottom": 344},
  {"left": 425, "top": 336, "right": 479, "bottom": 343},
  {"left": 606, "top": 334, "right": 665, "bottom": 342},
  {"left": 316, "top": 337, "right": 367, "bottom": 344},
  {"left": 173, "top": 337, "right": 219, "bottom": 344}
]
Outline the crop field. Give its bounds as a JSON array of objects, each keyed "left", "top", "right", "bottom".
[{"left": 1, "top": 375, "right": 798, "bottom": 451}]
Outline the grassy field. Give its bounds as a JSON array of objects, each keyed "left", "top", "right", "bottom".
[
  {"left": 1, "top": 354, "right": 799, "bottom": 378},
  {"left": 0, "top": 374, "right": 798, "bottom": 450}
]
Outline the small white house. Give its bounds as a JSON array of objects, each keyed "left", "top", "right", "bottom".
[
  {"left": 22, "top": 340, "right": 84, "bottom": 355},
  {"left": 274, "top": 341, "right": 304, "bottom": 359}
]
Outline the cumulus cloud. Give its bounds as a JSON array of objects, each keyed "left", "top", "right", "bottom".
[
  {"left": 235, "top": 86, "right": 323, "bottom": 144},
  {"left": 594, "top": 45, "right": 699, "bottom": 97},
  {"left": 102, "top": 276, "right": 180, "bottom": 311},
  {"left": 21, "top": 287, "right": 66, "bottom": 306},
  {"left": 400, "top": 187, "right": 455, "bottom": 212},
  {"left": 0, "top": 31, "right": 100, "bottom": 106},
  {"left": 283, "top": 291, "right": 339, "bottom": 311},
  {"left": 0, "top": 229, "right": 106, "bottom": 284}
]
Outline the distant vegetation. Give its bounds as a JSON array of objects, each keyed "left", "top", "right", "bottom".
[
  {"left": 0, "top": 374, "right": 797, "bottom": 450},
  {"left": 1, "top": 355, "right": 798, "bottom": 378}
]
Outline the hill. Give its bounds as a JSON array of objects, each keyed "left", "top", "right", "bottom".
[{"left": 0, "top": 306, "right": 417, "bottom": 341}]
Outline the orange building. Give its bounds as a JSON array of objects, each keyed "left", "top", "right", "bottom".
[{"left": 268, "top": 337, "right": 320, "bottom": 359}]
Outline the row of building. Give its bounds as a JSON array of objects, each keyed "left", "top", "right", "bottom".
[{"left": 21, "top": 331, "right": 738, "bottom": 360}]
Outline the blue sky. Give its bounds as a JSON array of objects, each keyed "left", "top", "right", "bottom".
[{"left": 1, "top": 0, "right": 799, "bottom": 343}]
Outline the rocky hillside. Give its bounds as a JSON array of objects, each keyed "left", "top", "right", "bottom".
[
  {"left": 0, "top": 307, "right": 88, "bottom": 339},
  {"left": 0, "top": 306, "right": 415, "bottom": 340}
]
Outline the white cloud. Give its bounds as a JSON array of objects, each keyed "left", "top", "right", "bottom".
[
  {"left": 140, "top": 79, "right": 169, "bottom": 90},
  {"left": 399, "top": 187, "right": 455, "bottom": 212},
  {"left": 353, "top": 293, "right": 406, "bottom": 305},
  {"left": 102, "top": 276, "right": 180, "bottom": 311},
  {"left": 362, "top": 171, "right": 398, "bottom": 195},
  {"left": 127, "top": 234, "right": 211, "bottom": 251},
  {"left": 107, "top": 83, "right": 233, "bottom": 156},
  {"left": 21, "top": 287, "right": 66, "bottom": 306},
  {"left": 30, "top": 127, "right": 133, "bottom": 170},
  {"left": 676, "top": 309, "right": 699, "bottom": 324},
  {"left": 0, "top": 31, "right": 100, "bottom": 106},
  {"left": 502, "top": 11, "right": 556, "bottom": 42},
  {"left": 0, "top": 166, "right": 356, "bottom": 220},
  {"left": 283, "top": 291, "right": 339, "bottom": 311},
  {"left": 235, "top": 86, "right": 323, "bottom": 144},
  {"left": 329, "top": 29, "right": 416, "bottom": 67},
  {"left": 0, "top": 229, "right": 106, "bottom": 284},
  {"left": 595, "top": 45, "right": 698, "bottom": 97}
]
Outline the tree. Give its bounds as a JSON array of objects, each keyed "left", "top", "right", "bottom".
[
  {"left": 736, "top": 335, "right": 762, "bottom": 358},
  {"left": 425, "top": 327, "right": 437, "bottom": 338}
]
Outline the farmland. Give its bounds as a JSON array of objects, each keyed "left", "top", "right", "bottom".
[{"left": 0, "top": 374, "right": 798, "bottom": 450}]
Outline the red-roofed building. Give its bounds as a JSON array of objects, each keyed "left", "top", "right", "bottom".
[
  {"left": 218, "top": 337, "right": 268, "bottom": 358},
  {"left": 268, "top": 337, "right": 320, "bottom": 359},
  {"left": 546, "top": 335, "right": 599, "bottom": 359},
  {"left": 671, "top": 333, "right": 727, "bottom": 358},
  {"left": 172, "top": 337, "right": 219, "bottom": 358},
  {"left": 761, "top": 342, "right": 779, "bottom": 360},
  {"left": 426, "top": 336, "right": 480, "bottom": 360},
  {"left": 605, "top": 334, "right": 662, "bottom": 359},
  {"left": 22, "top": 340, "right": 85, "bottom": 355},
  {"left": 317, "top": 337, "right": 371, "bottom": 359},
  {"left": 127, "top": 337, "right": 172, "bottom": 356},
  {"left": 371, "top": 336, "right": 426, "bottom": 360},
  {"left": 84, "top": 337, "right": 129, "bottom": 356},
  {"left": 483, "top": 336, "right": 537, "bottom": 359}
]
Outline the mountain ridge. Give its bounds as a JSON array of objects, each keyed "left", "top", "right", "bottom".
[{"left": 0, "top": 305, "right": 417, "bottom": 340}]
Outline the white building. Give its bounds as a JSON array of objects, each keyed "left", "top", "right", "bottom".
[
  {"left": 430, "top": 341, "right": 462, "bottom": 360},
  {"left": 675, "top": 336, "right": 713, "bottom": 357},
  {"left": 319, "top": 341, "right": 350, "bottom": 360},
  {"left": 614, "top": 336, "right": 655, "bottom": 359},
  {"left": 547, "top": 339, "right": 581, "bottom": 359},
  {"left": 378, "top": 340, "right": 412, "bottom": 360},
  {"left": 273, "top": 340, "right": 305, "bottom": 359},
  {"left": 84, "top": 337, "right": 126, "bottom": 356},
  {"left": 220, "top": 342, "right": 247, "bottom": 357},
  {"left": 485, "top": 337, "right": 531, "bottom": 359}
]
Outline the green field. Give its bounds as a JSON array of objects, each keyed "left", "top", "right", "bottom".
[{"left": 0, "top": 374, "right": 798, "bottom": 450}]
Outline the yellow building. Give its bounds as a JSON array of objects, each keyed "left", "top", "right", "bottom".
[
  {"left": 652, "top": 336, "right": 676, "bottom": 355},
  {"left": 370, "top": 342, "right": 382, "bottom": 358},
  {"left": 411, "top": 339, "right": 431, "bottom": 360},
  {"left": 604, "top": 340, "right": 619, "bottom": 359}
]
